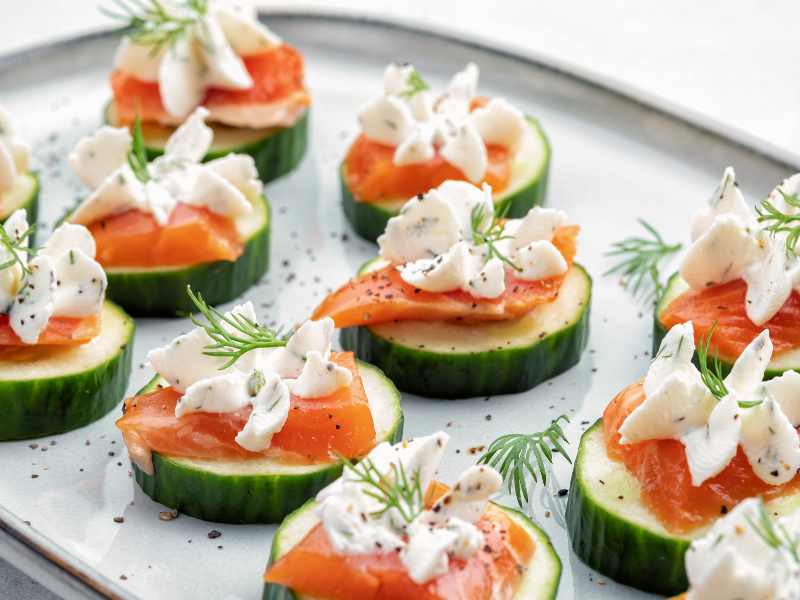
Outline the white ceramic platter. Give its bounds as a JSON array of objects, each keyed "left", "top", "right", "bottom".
[{"left": 0, "top": 11, "right": 794, "bottom": 600}]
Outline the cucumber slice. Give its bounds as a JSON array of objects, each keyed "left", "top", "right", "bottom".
[
  {"left": 262, "top": 499, "right": 561, "bottom": 600},
  {"left": 0, "top": 301, "right": 134, "bottom": 441},
  {"left": 654, "top": 273, "right": 800, "bottom": 378},
  {"left": 0, "top": 172, "right": 39, "bottom": 232},
  {"left": 103, "top": 192, "right": 270, "bottom": 316},
  {"left": 565, "top": 420, "right": 800, "bottom": 595},
  {"left": 131, "top": 361, "right": 404, "bottom": 524},
  {"left": 341, "top": 116, "right": 551, "bottom": 243},
  {"left": 105, "top": 102, "right": 308, "bottom": 184},
  {"left": 339, "top": 260, "right": 591, "bottom": 399}
]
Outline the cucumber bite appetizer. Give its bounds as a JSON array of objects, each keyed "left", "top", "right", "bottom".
[
  {"left": 103, "top": 0, "right": 309, "bottom": 182},
  {"left": 656, "top": 167, "right": 800, "bottom": 377},
  {"left": 116, "top": 295, "right": 403, "bottom": 523},
  {"left": 341, "top": 62, "right": 550, "bottom": 242},
  {"left": 314, "top": 180, "right": 590, "bottom": 399},
  {"left": 0, "top": 106, "right": 39, "bottom": 227},
  {"left": 670, "top": 498, "right": 800, "bottom": 600},
  {"left": 0, "top": 211, "right": 133, "bottom": 440},
  {"left": 567, "top": 322, "right": 800, "bottom": 595},
  {"left": 264, "top": 431, "right": 561, "bottom": 600},
  {"left": 68, "top": 108, "right": 269, "bottom": 315}
]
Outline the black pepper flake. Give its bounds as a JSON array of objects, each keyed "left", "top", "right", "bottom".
[
  {"left": 113, "top": 516, "right": 124, "bottom": 524},
  {"left": 557, "top": 489, "right": 568, "bottom": 497},
  {"left": 208, "top": 529, "right": 222, "bottom": 539}
]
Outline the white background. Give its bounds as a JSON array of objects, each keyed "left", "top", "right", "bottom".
[{"left": 0, "top": 1, "right": 795, "bottom": 598}]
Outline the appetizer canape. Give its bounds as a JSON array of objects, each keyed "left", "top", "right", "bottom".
[
  {"left": 68, "top": 108, "right": 270, "bottom": 316},
  {"left": 342, "top": 62, "right": 550, "bottom": 242},
  {"left": 104, "top": 0, "right": 309, "bottom": 182},
  {"left": 0, "top": 106, "right": 39, "bottom": 228},
  {"left": 117, "top": 293, "right": 403, "bottom": 523},
  {"left": 670, "top": 498, "right": 800, "bottom": 600},
  {"left": 264, "top": 431, "right": 562, "bottom": 600},
  {"left": 566, "top": 322, "right": 800, "bottom": 595},
  {"left": 655, "top": 167, "right": 800, "bottom": 377},
  {"left": 0, "top": 210, "right": 133, "bottom": 440},
  {"left": 313, "top": 180, "right": 590, "bottom": 399}
]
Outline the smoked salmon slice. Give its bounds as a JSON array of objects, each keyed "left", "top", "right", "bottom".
[
  {"left": 264, "top": 483, "right": 535, "bottom": 600},
  {"left": 116, "top": 353, "right": 377, "bottom": 463},
  {"left": 344, "top": 135, "right": 512, "bottom": 203},
  {"left": 204, "top": 45, "right": 308, "bottom": 109},
  {"left": 660, "top": 279, "right": 800, "bottom": 358},
  {"left": 313, "top": 226, "right": 579, "bottom": 329},
  {"left": 603, "top": 382, "right": 800, "bottom": 533},
  {"left": 111, "top": 45, "right": 308, "bottom": 126},
  {"left": 88, "top": 204, "right": 243, "bottom": 268},
  {"left": 0, "top": 314, "right": 100, "bottom": 347}
]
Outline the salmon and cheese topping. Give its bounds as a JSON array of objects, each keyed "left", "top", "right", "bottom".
[
  {"left": 315, "top": 432, "right": 501, "bottom": 583},
  {"left": 110, "top": 0, "right": 309, "bottom": 128},
  {"left": 0, "top": 106, "right": 30, "bottom": 196},
  {"left": 314, "top": 180, "right": 578, "bottom": 328},
  {"left": 68, "top": 108, "right": 260, "bottom": 267},
  {"left": 118, "top": 306, "right": 378, "bottom": 474},
  {"left": 0, "top": 210, "right": 106, "bottom": 346},
  {"left": 345, "top": 63, "right": 530, "bottom": 202},
  {"left": 680, "top": 498, "right": 800, "bottom": 599},
  {"left": 264, "top": 431, "right": 543, "bottom": 600},
  {"left": 606, "top": 321, "right": 800, "bottom": 532},
  {"left": 679, "top": 167, "right": 800, "bottom": 326}
]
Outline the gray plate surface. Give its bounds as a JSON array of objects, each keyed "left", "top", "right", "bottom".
[{"left": 0, "top": 10, "right": 794, "bottom": 600}]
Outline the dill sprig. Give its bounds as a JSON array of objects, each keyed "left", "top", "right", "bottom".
[
  {"left": 127, "top": 115, "right": 150, "bottom": 183},
  {"left": 101, "top": 0, "right": 208, "bottom": 54},
  {"left": 186, "top": 286, "right": 286, "bottom": 369},
  {"left": 478, "top": 415, "right": 571, "bottom": 508},
  {"left": 605, "top": 219, "right": 682, "bottom": 304},
  {"left": 697, "top": 324, "right": 763, "bottom": 408},
  {"left": 0, "top": 224, "right": 36, "bottom": 276},
  {"left": 746, "top": 502, "right": 800, "bottom": 564},
  {"left": 756, "top": 190, "right": 800, "bottom": 257},
  {"left": 470, "top": 203, "right": 521, "bottom": 271},
  {"left": 340, "top": 455, "right": 424, "bottom": 524},
  {"left": 696, "top": 323, "right": 728, "bottom": 401},
  {"left": 400, "top": 68, "right": 430, "bottom": 99}
]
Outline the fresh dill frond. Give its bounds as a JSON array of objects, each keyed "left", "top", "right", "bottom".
[
  {"left": 755, "top": 190, "right": 800, "bottom": 258},
  {"left": 470, "top": 203, "right": 521, "bottom": 271},
  {"left": 696, "top": 323, "right": 728, "bottom": 401},
  {"left": 746, "top": 501, "right": 800, "bottom": 564},
  {"left": 478, "top": 415, "right": 571, "bottom": 508},
  {"left": 400, "top": 68, "right": 430, "bottom": 99},
  {"left": 605, "top": 219, "right": 682, "bottom": 304},
  {"left": 0, "top": 224, "right": 36, "bottom": 276},
  {"left": 340, "top": 455, "right": 424, "bottom": 524},
  {"left": 186, "top": 286, "right": 287, "bottom": 369},
  {"left": 697, "top": 323, "right": 764, "bottom": 408},
  {"left": 127, "top": 115, "right": 150, "bottom": 183},
  {"left": 101, "top": 0, "right": 208, "bottom": 54}
]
